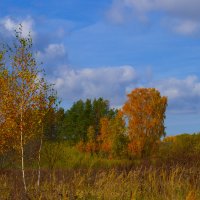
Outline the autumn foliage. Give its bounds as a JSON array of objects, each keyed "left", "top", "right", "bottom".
[
  {"left": 71, "top": 88, "right": 168, "bottom": 159},
  {"left": 123, "top": 88, "right": 167, "bottom": 158},
  {"left": 98, "top": 111, "right": 127, "bottom": 157},
  {"left": 0, "top": 28, "right": 57, "bottom": 192}
]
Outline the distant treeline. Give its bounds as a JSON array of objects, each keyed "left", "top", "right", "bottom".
[
  {"left": 44, "top": 98, "right": 116, "bottom": 141},
  {"left": 42, "top": 97, "right": 200, "bottom": 163}
]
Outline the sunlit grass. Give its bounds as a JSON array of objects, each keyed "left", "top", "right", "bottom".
[{"left": 0, "top": 165, "right": 199, "bottom": 199}]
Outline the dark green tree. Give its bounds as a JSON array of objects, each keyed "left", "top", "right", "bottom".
[
  {"left": 60, "top": 98, "right": 117, "bottom": 145},
  {"left": 43, "top": 107, "right": 65, "bottom": 140}
]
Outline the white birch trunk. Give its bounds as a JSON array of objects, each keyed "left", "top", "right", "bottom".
[{"left": 20, "top": 106, "right": 27, "bottom": 192}]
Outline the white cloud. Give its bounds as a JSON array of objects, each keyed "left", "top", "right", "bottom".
[
  {"left": 152, "top": 75, "right": 200, "bottom": 113},
  {"left": 108, "top": 0, "right": 200, "bottom": 35},
  {"left": 36, "top": 43, "right": 67, "bottom": 70},
  {"left": 107, "top": 0, "right": 129, "bottom": 24},
  {"left": 51, "top": 65, "right": 138, "bottom": 107},
  {"left": 50, "top": 64, "right": 200, "bottom": 114},
  {"left": 3, "top": 18, "right": 16, "bottom": 32},
  {"left": 38, "top": 43, "right": 66, "bottom": 59},
  {"left": 120, "top": 0, "right": 200, "bottom": 17},
  {"left": 172, "top": 20, "right": 200, "bottom": 35},
  {"left": 0, "top": 16, "right": 35, "bottom": 38}
]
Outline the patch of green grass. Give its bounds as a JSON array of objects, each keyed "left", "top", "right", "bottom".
[{"left": 40, "top": 141, "right": 134, "bottom": 170}]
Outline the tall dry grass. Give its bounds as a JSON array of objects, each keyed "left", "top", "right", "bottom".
[{"left": 0, "top": 165, "right": 199, "bottom": 200}]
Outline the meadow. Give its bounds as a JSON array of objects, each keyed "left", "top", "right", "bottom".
[
  {"left": 0, "top": 143, "right": 200, "bottom": 200},
  {"left": 0, "top": 165, "right": 199, "bottom": 199}
]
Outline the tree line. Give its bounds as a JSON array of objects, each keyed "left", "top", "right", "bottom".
[
  {"left": 42, "top": 89, "right": 167, "bottom": 159},
  {"left": 41, "top": 94, "right": 200, "bottom": 163}
]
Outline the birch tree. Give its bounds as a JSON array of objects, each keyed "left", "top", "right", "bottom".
[{"left": 0, "top": 27, "right": 56, "bottom": 192}]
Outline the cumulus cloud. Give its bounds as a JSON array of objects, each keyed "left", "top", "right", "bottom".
[
  {"left": 36, "top": 43, "right": 68, "bottom": 72},
  {"left": 52, "top": 65, "right": 200, "bottom": 114},
  {"left": 51, "top": 65, "right": 137, "bottom": 107},
  {"left": 0, "top": 16, "right": 69, "bottom": 78},
  {"left": 112, "top": 0, "right": 200, "bottom": 18},
  {"left": 37, "top": 43, "right": 66, "bottom": 61},
  {"left": 108, "top": 0, "right": 200, "bottom": 35},
  {"left": 151, "top": 75, "right": 200, "bottom": 113},
  {"left": 171, "top": 20, "right": 200, "bottom": 35},
  {"left": 50, "top": 63, "right": 200, "bottom": 114},
  {"left": 0, "top": 16, "right": 35, "bottom": 38}
]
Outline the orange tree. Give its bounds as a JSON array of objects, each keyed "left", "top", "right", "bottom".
[
  {"left": 98, "top": 111, "right": 127, "bottom": 158},
  {"left": 99, "top": 117, "right": 111, "bottom": 156},
  {"left": 85, "top": 126, "right": 97, "bottom": 156},
  {"left": 0, "top": 51, "right": 14, "bottom": 153},
  {"left": 122, "top": 88, "right": 167, "bottom": 158}
]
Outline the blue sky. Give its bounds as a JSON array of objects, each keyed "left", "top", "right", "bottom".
[{"left": 1, "top": 0, "right": 200, "bottom": 135}]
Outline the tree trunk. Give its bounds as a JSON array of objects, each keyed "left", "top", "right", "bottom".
[
  {"left": 37, "top": 127, "right": 43, "bottom": 187},
  {"left": 20, "top": 107, "right": 27, "bottom": 192}
]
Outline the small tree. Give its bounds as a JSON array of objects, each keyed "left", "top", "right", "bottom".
[
  {"left": 0, "top": 26, "right": 56, "bottom": 192},
  {"left": 122, "top": 88, "right": 167, "bottom": 158},
  {"left": 98, "top": 111, "right": 127, "bottom": 158},
  {"left": 36, "top": 82, "right": 58, "bottom": 187},
  {"left": 99, "top": 117, "right": 111, "bottom": 156},
  {"left": 109, "top": 111, "right": 128, "bottom": 157},
  {"left": 86, "top": 125, "right": 96, "bottom": 156}
]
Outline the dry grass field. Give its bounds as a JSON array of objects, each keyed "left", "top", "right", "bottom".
[{"left": 0, "top": 165, "right": 200, "bottom": 200}]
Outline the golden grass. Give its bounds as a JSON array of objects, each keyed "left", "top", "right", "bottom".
[{"left": 0, "top": 165, "right": 199, "bottom": 199}]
